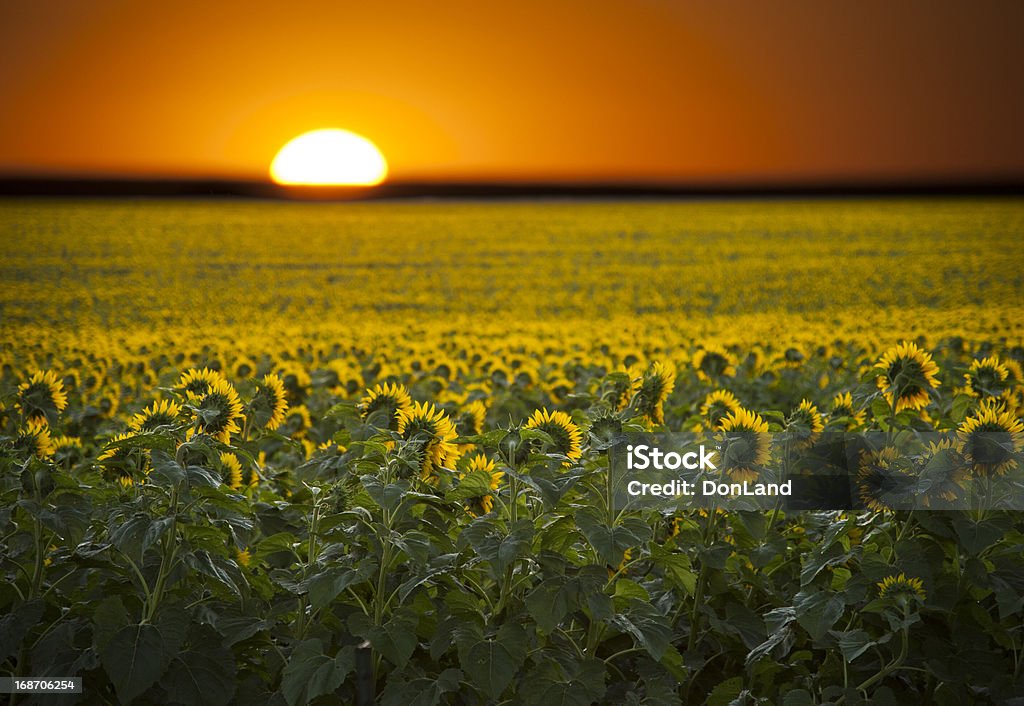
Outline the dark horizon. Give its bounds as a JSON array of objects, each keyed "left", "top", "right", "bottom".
[{"left": 2, "top": 175, "right": 1023, "bottom": 200}]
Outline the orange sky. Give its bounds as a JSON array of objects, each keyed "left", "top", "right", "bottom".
[{"left": 1, "top": 0, "right": 1022, "bottom": 183}]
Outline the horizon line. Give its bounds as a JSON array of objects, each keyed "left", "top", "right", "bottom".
[{"left": 1, "top": 175, "right": 1022, "bottom": 199}]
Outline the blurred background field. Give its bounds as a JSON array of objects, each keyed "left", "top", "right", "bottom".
[{"left": 3, "top": 197, "right": 1023, "bottom": 354}]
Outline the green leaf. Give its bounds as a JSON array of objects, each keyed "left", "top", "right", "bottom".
[
  {"left": 161, "top": 639, "right": 237, "bottom": 706},
  {"left": 364, "top": 611, "right": 419, "bottom": 668},
  {"left": 607, "top": 599, "right": 672, "bottom": 660},
  {"left": 456, "top": 622, "right": 528, "bottom": 699},
  {"left": 834, "top": 629, "right": 888, "bottom": 663},
  {"left": 782, "top": 689, "right": 815, "bottom": 706},
  {"left": 307, "top": 566, "right": 364, "bottom": 610},
  {"left": 794, "top": 590, "right": 845, "bottom": 641},
  {"left": 707, "top": 676, "right": 744, "bottom": 706},
  {"left": 100, "top": 624, "right": 174, "bottom": 703},
  {"left": 380, "top": 668, "right": 463, "bottom": 706},
  {"left": 280, "top": 639, "right": 355, "bottom": 706},
  {"left": 0, "top": 600, "right": 44, "bottom": 662},
  {"left": 650, "top": 543, "right": 697, "bottom": 595},
  {"left": 447, "top": 468, "right": 496, "bottom": 502}
]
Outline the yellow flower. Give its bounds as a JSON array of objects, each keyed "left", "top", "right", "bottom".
[
  {"left": 17, "top": 370, "right": 68, "bottom": 423},
  {"left": 460, "top": 454, "right": 504, "bottom": 516},
  {"left": 857, "top": 446, "right": 913, "bottom": 512},
  {"left": 717, "top": 408, "right": 770, "bottom": 482},
  {"left": 829, "top": 392, "right": 866, "bottom": 430},
  {"left": 397, "top": 401, "right": 460, "bottom": 480},
  {"left": 16, "top": 419, "right": 56, "bottom": 459},
  {"left": 359, "top": 382, "right": 413, "bottom": 430},
  {"left": 964, "top": 356, "right": 1011, "bottom": 400},
  {"left": 97, "top": 432, "right": 148, "bottom": 487},
  {"left": 218, "top": 452, "right": 244, "bottom": 490},
  {"left": 636, "top": 361, "right": 676, "bottom": 425},
  {"left": 693, "top": 347, "right": 737, "bottom": 383},
  {"left": 874, "top": 342, "right": 940, "bottom": 413},
  {"left": 877, "top": 573, "right": 926, "bottom": 601},
  {"left": 177, "top": 367, "right": 227, "bottom": 400},
  {"left": 957, "top": 405, "right": 1024, "bottom": 476},
  {"left": 699, "top": 389, "right": 742, "bottom": 431},
  {"left": 786, "top": 398, "right": 824, "bottom": 447},
  {"left": 250, "top": 374, "right": 289, "bottom": 431},
  {"left": 129, "top": 399, "right": 183, "bottom": 432},
  {"left": 189, "top": 378, "right": 245, "bottom": 444},
  {"left": 235, "top": 548, "right": 252, "bottom": 567},
  {"left": 524, "top": 408, "right": 583, "bottom": 465}
]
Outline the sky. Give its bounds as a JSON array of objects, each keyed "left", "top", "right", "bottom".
[{"left": 1, "top": 0, "right": 1022, "bottom": 183}]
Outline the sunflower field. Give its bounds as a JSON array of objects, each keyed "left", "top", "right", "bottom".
[{"left": 2, "top": 198, "right": 1024, "bottom": 704}]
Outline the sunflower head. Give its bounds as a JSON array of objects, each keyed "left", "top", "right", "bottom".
[
  {"left": 717, "top": 408, "right": 771, "bottom": 482},
  {"left": 17, "top": 370, "right": 68, "bottom": 425},
  {"left": 636, "top": 361, "right": 676, "bottom": 426},
  {"left": 874, "top": 342, "right": 940, "bottom": 413},
  {"left": 917, "top": 438, "right": 968, "bottom": 506},
  {"left": 52, "top": 435, "right": 84, "bottom": 465},
  {"left": 786, "top": 399, "right": 824, "bottom": 447},
  {"left": 829, "top": 392, "right": 866, "bottom": 430},
  {"left": 460, "top": 454, "right": 504, "bottom": 516},
  {"left": 97, "top": 432, "right": 149, "bottom": 487},
  {"left": 397, "top": 401, "right": 459, "bottom": 481},
  {"left": 249, "top": 374, "right": 289, "bottom": 431},
  {"left": 524, "top": 408, "right": 583, "bottom": 466},
  {"left": 964, "top": 356, "right": 1011, "bottom": 399},
  {"left": 957, "top": 405, "right": 1024, "bottom": 476},
  {"left": 13, "top": 419, "right": 56, "bottom": 460},
  {"left": 359, "top": 382, "right": 414, "bottom": 431},
  {"left": 607, "top": 365, "right": 642, "bottom": 412},
  {"left": 129, "top": 399, "right": 183, "bottom": 432},
  {"left": 699, "top": 389, "right": 742, "bottom": 431},
  {"left": 177, "top": 368, "right": 227, "bottom": 400},
  {"left": 235, "top": 548, "right": 252, "bottom": 568},
  {"left": 189, "top": 378, "right": 244, "bottom": 444},
  {"left": 454, "top": 399, "right": 488, "bottom": 437},
  {"left": 877, "top": 573, "right": 926, "bottom": 603},
  {"left": 217, "top": 451, "right": 245, "bottom": 490},
  {"left": 857, "top": 446, "right": 915, "bottom": 512},
  {"left": 693, "top": 347, "right": 737, "bottom": 383}
]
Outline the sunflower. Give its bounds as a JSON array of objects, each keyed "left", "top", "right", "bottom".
[
  {"left": 231, "top": 356, "right": 259, "bottom": 380},
  {"left": 397, "top": 401, "right": 460, "bottom": 480},
  {"left": 249, "top": 373, "right": 289, "bottom": 431},
  {"left": 275, "top": 363, "right": 311, "bottom": 405},
  {"left": 874, "top": 342, "right": 940, "bottom": 413},
  {"left": 359, "top": 382, "right": 414, "bottom": 430},
  {"left": 963, "top": 356, "right": 1011, "bottom": 400},
  {"left": 283, "top": 405, "right": 313, "bottom": 439},
  {"left": 524, "top": 408, "right": 583, "bottom": 465},
  {"left": 698, "top": 389, "right": 742, "bottom": 431},
  {"left": 786, "top": 399, "right": 824, "bottom": 447},
  {"left": 454, "top": 399, "right": 488, "bottom": 437},
  {"left": 917, "top": 438, "right": 968, "bottom": 506},
  {"left": 717, "top": 408, "right": 771, "bottom": 482},
  {"left": 217, "top": 451, "right": 244, "bottom": 490},
  {"left": 14, "top": 419, "right": 56, "bottom": 459},
  {"left": 52, "top": 435, "right": 84, "bottom": 465},
  {"left": 877, "top": 573, "right": 926, "bottom": 602},
  {"left": 129, "top": 399, "right": 183, "bottom": 432},
  {"left": 829, "top": 392, "right": 867, "bottom": 430},
  {"left": 693, "top": 347, "right": 737, "bottom": 383},
  {"left": 857, "top": 446, "right": 915, "bottom": 512},
  {"left": 17, "top": 370, "right": 68, "bottom": 424},
  {"left": 235, "top": 547, "right": 252, "bottom": 568},
  {"left": 957, "top": 405, "right": 1024, "bottom": 476},
  {"left": 608, "top": 365, "right": 642, "bottom": 412},
  {"left": 636, "top": 361, "right": 676, "bottom": 425},
  {"left": 460, "top": 454, "right": 504, "bottom": 516},
  {"left": 189, "top": 378, "right": 245, "bottom": 443},
  {"left": 97, "top": 432, "right": 148, "bottom": 487},
  {"left": 177, "top": 368, "right": 227, "bottom": 399}
]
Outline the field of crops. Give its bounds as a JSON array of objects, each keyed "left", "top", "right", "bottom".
[{"left": 2, "top": 197, "right": 1024, "bottom": 704}]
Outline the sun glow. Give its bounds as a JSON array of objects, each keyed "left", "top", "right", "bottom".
[{"left": 270, "top": 129, "right": 388, "bottom": 186}]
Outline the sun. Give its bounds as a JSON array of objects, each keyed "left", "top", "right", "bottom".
[{"left": 270, "top": 129, "right": 388, "bottom": 186}]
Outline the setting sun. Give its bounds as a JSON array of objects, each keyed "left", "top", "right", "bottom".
[{"left": 269, "top": 129, "right": 388, "bottom": 186}]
